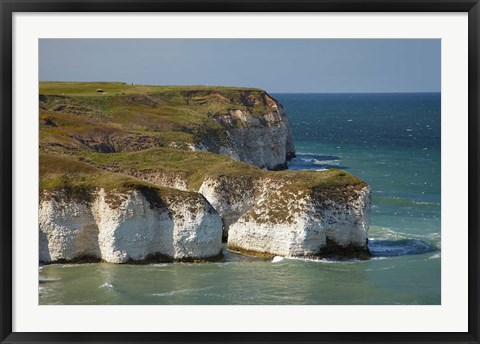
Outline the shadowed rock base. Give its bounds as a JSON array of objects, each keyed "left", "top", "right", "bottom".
[
  {"left": 318, "top": 238, "right": 372, "bottom": 260},
  {"left": 42, "top": 252, "right": 224, "bottom": 265},
  {"left": 227, "top": 239, "right": 372, "bottom": 261},
  {"left": 227, "top": 245, "right": 276, "bottom": 258}
]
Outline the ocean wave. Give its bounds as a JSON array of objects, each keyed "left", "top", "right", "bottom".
[
  {"left": 300, "top": 157, "right": 316, "bottom": 162},
  {"left": 288, "top": 153, "right": 350, "bottom": 171},
  {"left": 369, "top": 228, "right": 441, "bottom": 250},
  {"left": 285, "top": 256, "right": 361, "bottom": 264},
  {"left": 365, "top": 265, "right": 396, "bottom": 271},
  {"left": 299, "top": 158, "right": 340, "bottom": 166},
  {"left": 152, "top": 286, "right": 214, "bottom": 297},
  {"left": 313, "top": 160, "right": 340, "bottom": 165},
  {"left": 412, "top": 200, "right": 440, "bottom": 206},
  {"left": 368, "top": 238, "right": 437, "bottom": 257},
  {"left": 272, "top": 256, "right": 285, "bottom": 263},
  {"left": 428, "top": 253, "right": 441, "bottom": 260},
  {"left": 39, "top": 277, "right": 61, "bottom": 283},
  {"left": 374, "top": 197, "right": 440, "bottom": 208},
  {"left": 295, "top": 152, "right": 341, "bottom": 158},
  {"left": 368, "top": 226, "right": 407, "bottom": 240}
]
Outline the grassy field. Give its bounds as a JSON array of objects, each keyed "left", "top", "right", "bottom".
[{"left": 39, "top": 82, "right": 263, "bottom": 97}]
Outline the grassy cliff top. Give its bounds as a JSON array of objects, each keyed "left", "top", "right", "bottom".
[
  {"left": 40, "top": 81, "right": 264, "bottom": 97},
  {"left": 39, "top": 82, "right": 272, "bottom": 118},
  {"left": 39, "top": 82, "right": 367, "bottom": 202},
  {"left": 45, "top": 147, "right": 367, "bottom": 201},
  {"left": 39, "top": 82, "right": 280, "bottom": 154},
  {"left": 40, "top": 153, "right": 209, "bottom": 210}
]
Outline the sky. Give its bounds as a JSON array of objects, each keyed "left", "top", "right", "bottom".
[{"left": 39, "top": 39, "right": 440, "bottom": 93}]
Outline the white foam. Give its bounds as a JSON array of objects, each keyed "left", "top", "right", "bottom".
[
  {"left": 39, "top": 277, "right": 61, "bottom": 282},
  {"left": 313, "top": 160, "right": 338, "bottom": 165},
  {"left": 366, "top": 266, "right": 395, "bottom": 271},
  {"left": 284, "top": 256, "right": 363, "bottom": 264},
  {"left": 411, "top": 201, "right": 439, "bottom": 206},
  {"left": 428, "top": 253, "right": 441, "bottom": 260},
  {"left": 99, "top": 283, "right": 114, "bottom": 289},
  {"left": 152, "top": 286, "right": 214, "bottom": 297},
  {"left": 272, "top": 256, "right": 284, "bottom": 263}
]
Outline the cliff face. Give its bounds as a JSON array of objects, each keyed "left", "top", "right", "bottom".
[
  {"left": 39, "top": 82, "right": 371, "bottom": 262},
  {"left": 204, "top": 94, "right": 295, "bottom": 170},
  {"left": 40, "top": 85, "right": 295, "bottom": 171},
  {"left": 199, "top": 175, "right": 261, "bottom": 240},
  {"left": 199, "top": 174, "right": 371, "bottom": 257},
  {"left": 39, "top": 188, "right": 223, "bottom": 264},
  {"left": 228, "top": 186, "right": 370, "bottom": 257}
]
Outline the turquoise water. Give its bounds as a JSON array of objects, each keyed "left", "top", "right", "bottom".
[{"left": 39, "top": 93, "right": 441, "bottom": 305}]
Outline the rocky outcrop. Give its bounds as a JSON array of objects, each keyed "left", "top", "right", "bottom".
[
  {"left": 198, "top": 93, "right": 295, "bottom": 170},
  {"left": 198, "top": 172, "right": 371, "bottom": 258},
  {"left": 39, "top": 188, "right": 223, "bottom": 264},
  {"left": 89, "top": 162, "right": 371, "bottom": 258},
  {"left": 39, "top": 83, "right": 371, "bottom": 262},
  {"left": 199, "top": 175, "right": 261, "bottom": 240},
  {"left": 40, "top": 89, "right": 295, "bottom": 170},
  {"left": 227, "top": 185, "right": 371, "bottom": 257}
]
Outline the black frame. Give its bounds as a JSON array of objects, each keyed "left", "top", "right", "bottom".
[{"left": 1, "top": 0, "right": 479, "bottom": 343}]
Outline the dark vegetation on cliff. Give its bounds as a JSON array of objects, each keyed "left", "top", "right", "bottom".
[{"left": 39, "top": 82, "right": 366, "bottom": 206}]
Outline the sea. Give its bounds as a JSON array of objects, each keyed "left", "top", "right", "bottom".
[{"left": 39, "top": 93, "right": 441, "bottom": 305}]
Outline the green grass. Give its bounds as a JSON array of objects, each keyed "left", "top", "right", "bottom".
[
  {"left": 40, "top": 153, "right": 206, "bottom": 210},
  {"left": 80, "top": 147, "right": 261, "bottom": 190},
  {"left": 79, "top": 147, "right": 366, "bottom": 196},
  {"left": 39, "top": 82, "right": 367, "bottom": 202},
  {"left": 39, "top": 82, "right": 276, "bottom": 153},
  {"left": 39, "top": 81, "right": 263, "bottom": 98},
  {"left": 40, "top": 153, "right": 147, "bottom": 192}
]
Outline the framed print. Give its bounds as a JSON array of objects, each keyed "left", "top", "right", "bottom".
[{"left": 1, "top": 1, "right": 479, "bottom": 343}]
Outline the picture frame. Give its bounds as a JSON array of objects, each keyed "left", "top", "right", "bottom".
[{"left": 1, "top": 1, "right": 479, "bottom": 343}]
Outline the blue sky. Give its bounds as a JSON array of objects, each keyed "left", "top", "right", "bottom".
[{"left": 39, "top": 39, "right": 440, "bottom": 93}]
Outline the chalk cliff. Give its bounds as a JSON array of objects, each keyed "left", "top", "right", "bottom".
[
  {"left": 39, "top": 82, "right": 371, "bottom": 263},
  {"left": 198, "top": 171, "right": 371, "bottom": 257},
  {"left": 39, "top": 187, "right": 223, "bottom": 264},
  {"left": 227, "top": 185, "right": 371, "bottom": 257},
  {"left": 201, "top": 92, "right": 295, "bottom": 170}
]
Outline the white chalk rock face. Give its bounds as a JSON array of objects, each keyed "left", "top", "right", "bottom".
[
  {"left": 39, "top": 188, "right": 223, "bottom": 263},
  {"left": 227, "top": 186, "right": 371, "bottom": 257},
  {"left": 322, "top": 186, "right": 371, "bottom": 248},
  {"left": 39, "top": 196, "right": 100, "bottom": 262},
  {"left": 92, "top": 189, "right": 168, "bottom": 263},
  {"left": 205, "top": 93, "right": 295, "bottom": 170},
  {"left": 199, "top": 176, "right": 261, "bottom": 239},
  {"left": 228, "top": 202, "right": 326, "bottom": 257}
]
